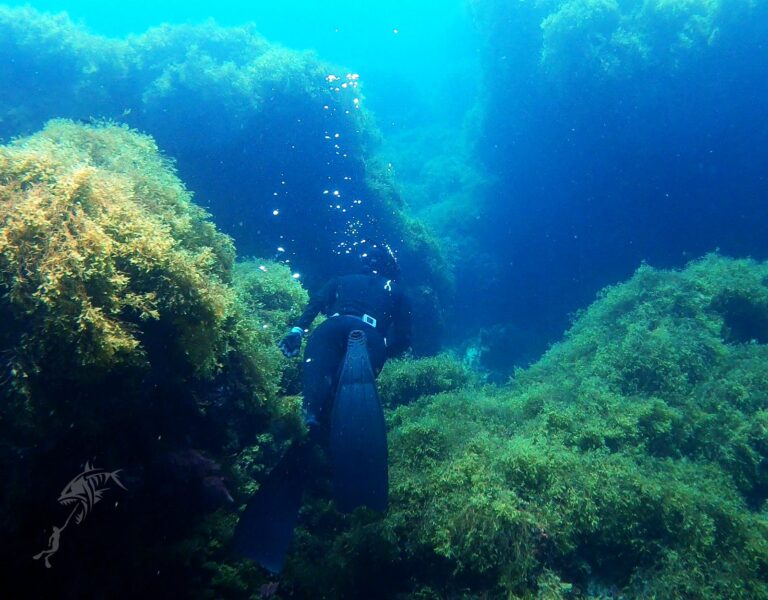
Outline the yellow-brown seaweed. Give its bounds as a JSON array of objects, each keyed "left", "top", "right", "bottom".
[{"left": 0, "top": 119, "right": 236, "bottom": 391}]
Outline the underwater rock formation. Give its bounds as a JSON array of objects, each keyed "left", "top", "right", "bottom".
[
  {"left": 232, "top": 258, "right": 310, "bottom": 396},
  {"left": 282, "top": 254, "right": 768, "bottom": 598},
  {"left": 0, "top": 120, "right": 306, "bottom": 598},
  {"left": 0, "top": 6, "right": 452, "bottom": 354},
  {"left": 1, "top": 119, "right": 766, "bottom": 599},
  {"left": 449, "top": 0, "right": 768, "bottom": 352},
  {"left": 377, "top": 353, "right": 474, "bottom": 408},
  {"left": 0, "top": 119, "right": 236, "bottom": 388}
]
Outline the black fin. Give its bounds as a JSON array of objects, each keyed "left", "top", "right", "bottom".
[
  {"left": 232, "top": 443, "right": 307, "bottom": 573},
  {"left": 330, "top": 329, "right": 388, "bottom": 512}
]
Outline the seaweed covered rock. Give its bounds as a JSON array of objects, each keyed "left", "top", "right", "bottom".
[
  {"left": 537, "top": 0, "right": 756, "bottom": 83},
  {"left": 232, "top": 258, "right": 309, "bottom": 395},
  {"left": 377, "top": 353, "right": 474, "bottom": 407},
  {"left": 0, "top": 119, "right": 236, "bottom": 390},
  {"left": 0, "top": 8, "right": 127, "bottom": 137},
  {"left": 233, "top": 259, "right": 308, "bottom": 341},
  {"left": 285, "top": 255, "right": 768, "bottom": 599},
  {"left": 470, "top": 0, "right": 768, "bottom": 127},
  {"left": 0, "top": 118, "right": 305, "bottom": 461},
  {"left": 0, "top": 121, "right": 307, "bottom": 598},
  {"left": 0, "top": 7, "right": 453, "bottom": 353},
  {"left": 453, "top": 0, "right": 768, "bottom": 353}
]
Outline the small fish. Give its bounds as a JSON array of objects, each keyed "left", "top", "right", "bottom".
[{"left": 57, "top": 461, "right": 127, "bottom": 524}]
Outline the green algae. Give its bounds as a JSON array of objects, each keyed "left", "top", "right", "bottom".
[
  {"left": 0, "top": 6, "right": 453, "bottom": 333},
  {"left": 378, "top": 353, "right": 475, "bottom": 408},
  {"left": 284, "top": 254, "right": 768, "bottom": 598},
  {"left": 0, "top": 120, "right": 309, "bottom": 598},
  {"left": 0, "top": 119, "right": 235, "bottom": 390}
]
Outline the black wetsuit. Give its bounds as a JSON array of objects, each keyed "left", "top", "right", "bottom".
[
  {"left": 295, "top": 272, "right": 411, "bottom": 426},
  {"left": 233, "top": 271, "right": 410, "bottom": 570}
]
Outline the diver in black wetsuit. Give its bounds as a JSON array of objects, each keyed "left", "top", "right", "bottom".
[
  {"left": 234, "top": 243, "right": 411, "bottom": 573},
  {"left": 278, "top": 244, "right": 411, "bottom": 434}
]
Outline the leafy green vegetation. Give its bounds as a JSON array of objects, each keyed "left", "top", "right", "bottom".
[
  {"left": 284, "top": 254, "right": 768, "bottom": 598},
  {"left": 0, "top": 121, "right": 307, "bottom": 598},
  {"left": 378, "top": 353, "right": 474, "bottom": 407},
  {"left": 0, "top": 119, "right": 236, "bottom": 388}
]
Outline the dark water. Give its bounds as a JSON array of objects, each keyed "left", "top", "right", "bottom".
[{"left": 2, "top": 1, "right": 768, "bottom": 597}]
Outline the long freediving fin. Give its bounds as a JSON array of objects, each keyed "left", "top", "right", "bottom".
[
  {"left": 232, "top": 442, "right": 307, "bottom": 573},
  {"left": 330, "top": 329, "right": 388, "bottom": 513}
]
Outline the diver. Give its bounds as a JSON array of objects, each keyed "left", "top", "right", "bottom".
[
  {"left": 233, "top": 243, "right": 411, "bottom": 573},
  {"left": 32, "top": 525, "right": 63, "bottom": 569}
]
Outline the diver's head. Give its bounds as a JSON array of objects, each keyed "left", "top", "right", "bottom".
[{"left": 359, "top": 243, "right": 400, "bottom": 279}]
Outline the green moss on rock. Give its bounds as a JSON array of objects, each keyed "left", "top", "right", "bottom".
[
  {"left": 378, "top": 353, "right": 474, "bottom": 407},
  {"left": 0, "top": 119, "right": 236, "bottom": 390},
  {"left": 286, "top": 255, "right": 768, "bottom": 598}
]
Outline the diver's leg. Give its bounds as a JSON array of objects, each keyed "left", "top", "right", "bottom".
[
  {"left": 232, "top": 439, "right": 309, "bottom": 573},
  {"left": 302, "top": 319, "right": 348, "bottom": 429},
  {"left": 329, "top": 325, "right": 389, "bottom": 512},
  {"left": 234, "top": 320, "right": 350, "bottom": 572}
]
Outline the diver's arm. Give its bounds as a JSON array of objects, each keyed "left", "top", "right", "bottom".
[
  {"left": 279, "top": 278, "right": 337, "bottom": 357},
  {"left": 295, "top": 278, "right": 337, "bottom": 331}
]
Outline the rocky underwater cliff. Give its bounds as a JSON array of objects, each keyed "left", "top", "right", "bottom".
[{"left": 1, "top": 4, "right": 767, "bottom": 599}]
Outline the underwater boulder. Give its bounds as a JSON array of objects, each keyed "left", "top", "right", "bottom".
[
  {"left": 0, "top": 119, "right": 236, "bottom": 390},
  {"left": 282, "top": 254, "right": 768, "bottom": 599},
  {"left": 0, "top": 119, "right": 310, "bottom": 599}
]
